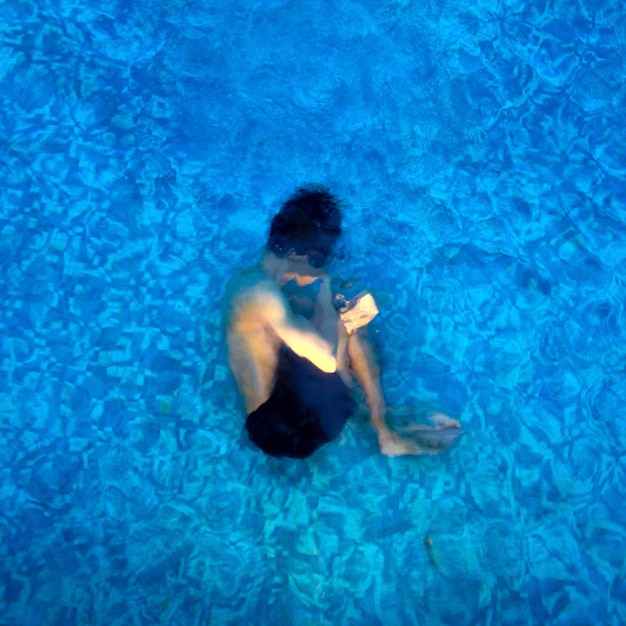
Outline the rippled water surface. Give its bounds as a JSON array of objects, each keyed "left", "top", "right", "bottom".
[{"left": 1, "top": 0, "right": 625, "bottom": 624}]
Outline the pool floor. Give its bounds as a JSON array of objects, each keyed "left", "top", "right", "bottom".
[{"left": 1, "top": 0, "right": 625, "bottom": 624}]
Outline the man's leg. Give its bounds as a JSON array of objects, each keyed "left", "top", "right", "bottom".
[{"left": 227, "top": 326, "right": 280, "bottom": 414}]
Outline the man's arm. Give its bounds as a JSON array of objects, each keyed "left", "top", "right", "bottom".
[
  {"left": 345, "top": 331, "right": 387, "bottom": 432},
  {"left": 309, "top": 279, "right": 401, "bottom": 449},
  {"left": 347, "top": 330, "right": 427, "bottom": 456}
]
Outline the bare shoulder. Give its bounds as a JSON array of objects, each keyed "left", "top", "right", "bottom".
[
  {"left": 223, "top": 265, "right": 287, "bottom": 329},
  {"left": 225, "top": 266, "right": 280, "bottom": 307}
]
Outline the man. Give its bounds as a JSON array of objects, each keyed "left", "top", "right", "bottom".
[{"left": 223, "top": 186, "right": 460, "bottom": 458}]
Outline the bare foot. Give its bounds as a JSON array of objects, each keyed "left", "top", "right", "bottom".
[
  {"left": 400, "top": 412, "right": 461, "bottom": 433},
  {"left": 391, "top": 413, "right": 463, "bottom": 454},
  {"left": 378, "top": 432, "right": 439, "bottom": 457},
  {"left": 428, "top": 412, "right": 461, "bottom": 429}
]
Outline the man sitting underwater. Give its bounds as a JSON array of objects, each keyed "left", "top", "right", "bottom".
[{"left": 223, "top": 186, "right": 461, "bottom": 458}]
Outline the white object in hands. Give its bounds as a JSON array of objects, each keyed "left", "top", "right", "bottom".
[{"left": 339, "top": 292, "right": 379, "bottom": 335}]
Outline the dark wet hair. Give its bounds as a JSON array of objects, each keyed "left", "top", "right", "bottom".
[{"left": 267, "top": 186, "right": 342, "bottom": 268}]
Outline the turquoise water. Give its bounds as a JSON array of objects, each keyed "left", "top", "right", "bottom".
[{"left": 1, "top": 0, "right": 625, "bottom": 624}]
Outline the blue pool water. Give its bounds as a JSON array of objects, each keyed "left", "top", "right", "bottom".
[{"left": 1, "top": 0, "right": 625, "bottom": 624}]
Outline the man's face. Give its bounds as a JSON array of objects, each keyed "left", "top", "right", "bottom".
[
  {"left": 300, "top": 232, "right": 338, "bottom": 269},
  {"left": 281, "top": 250, "right": 326, "bottom": 285}
]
